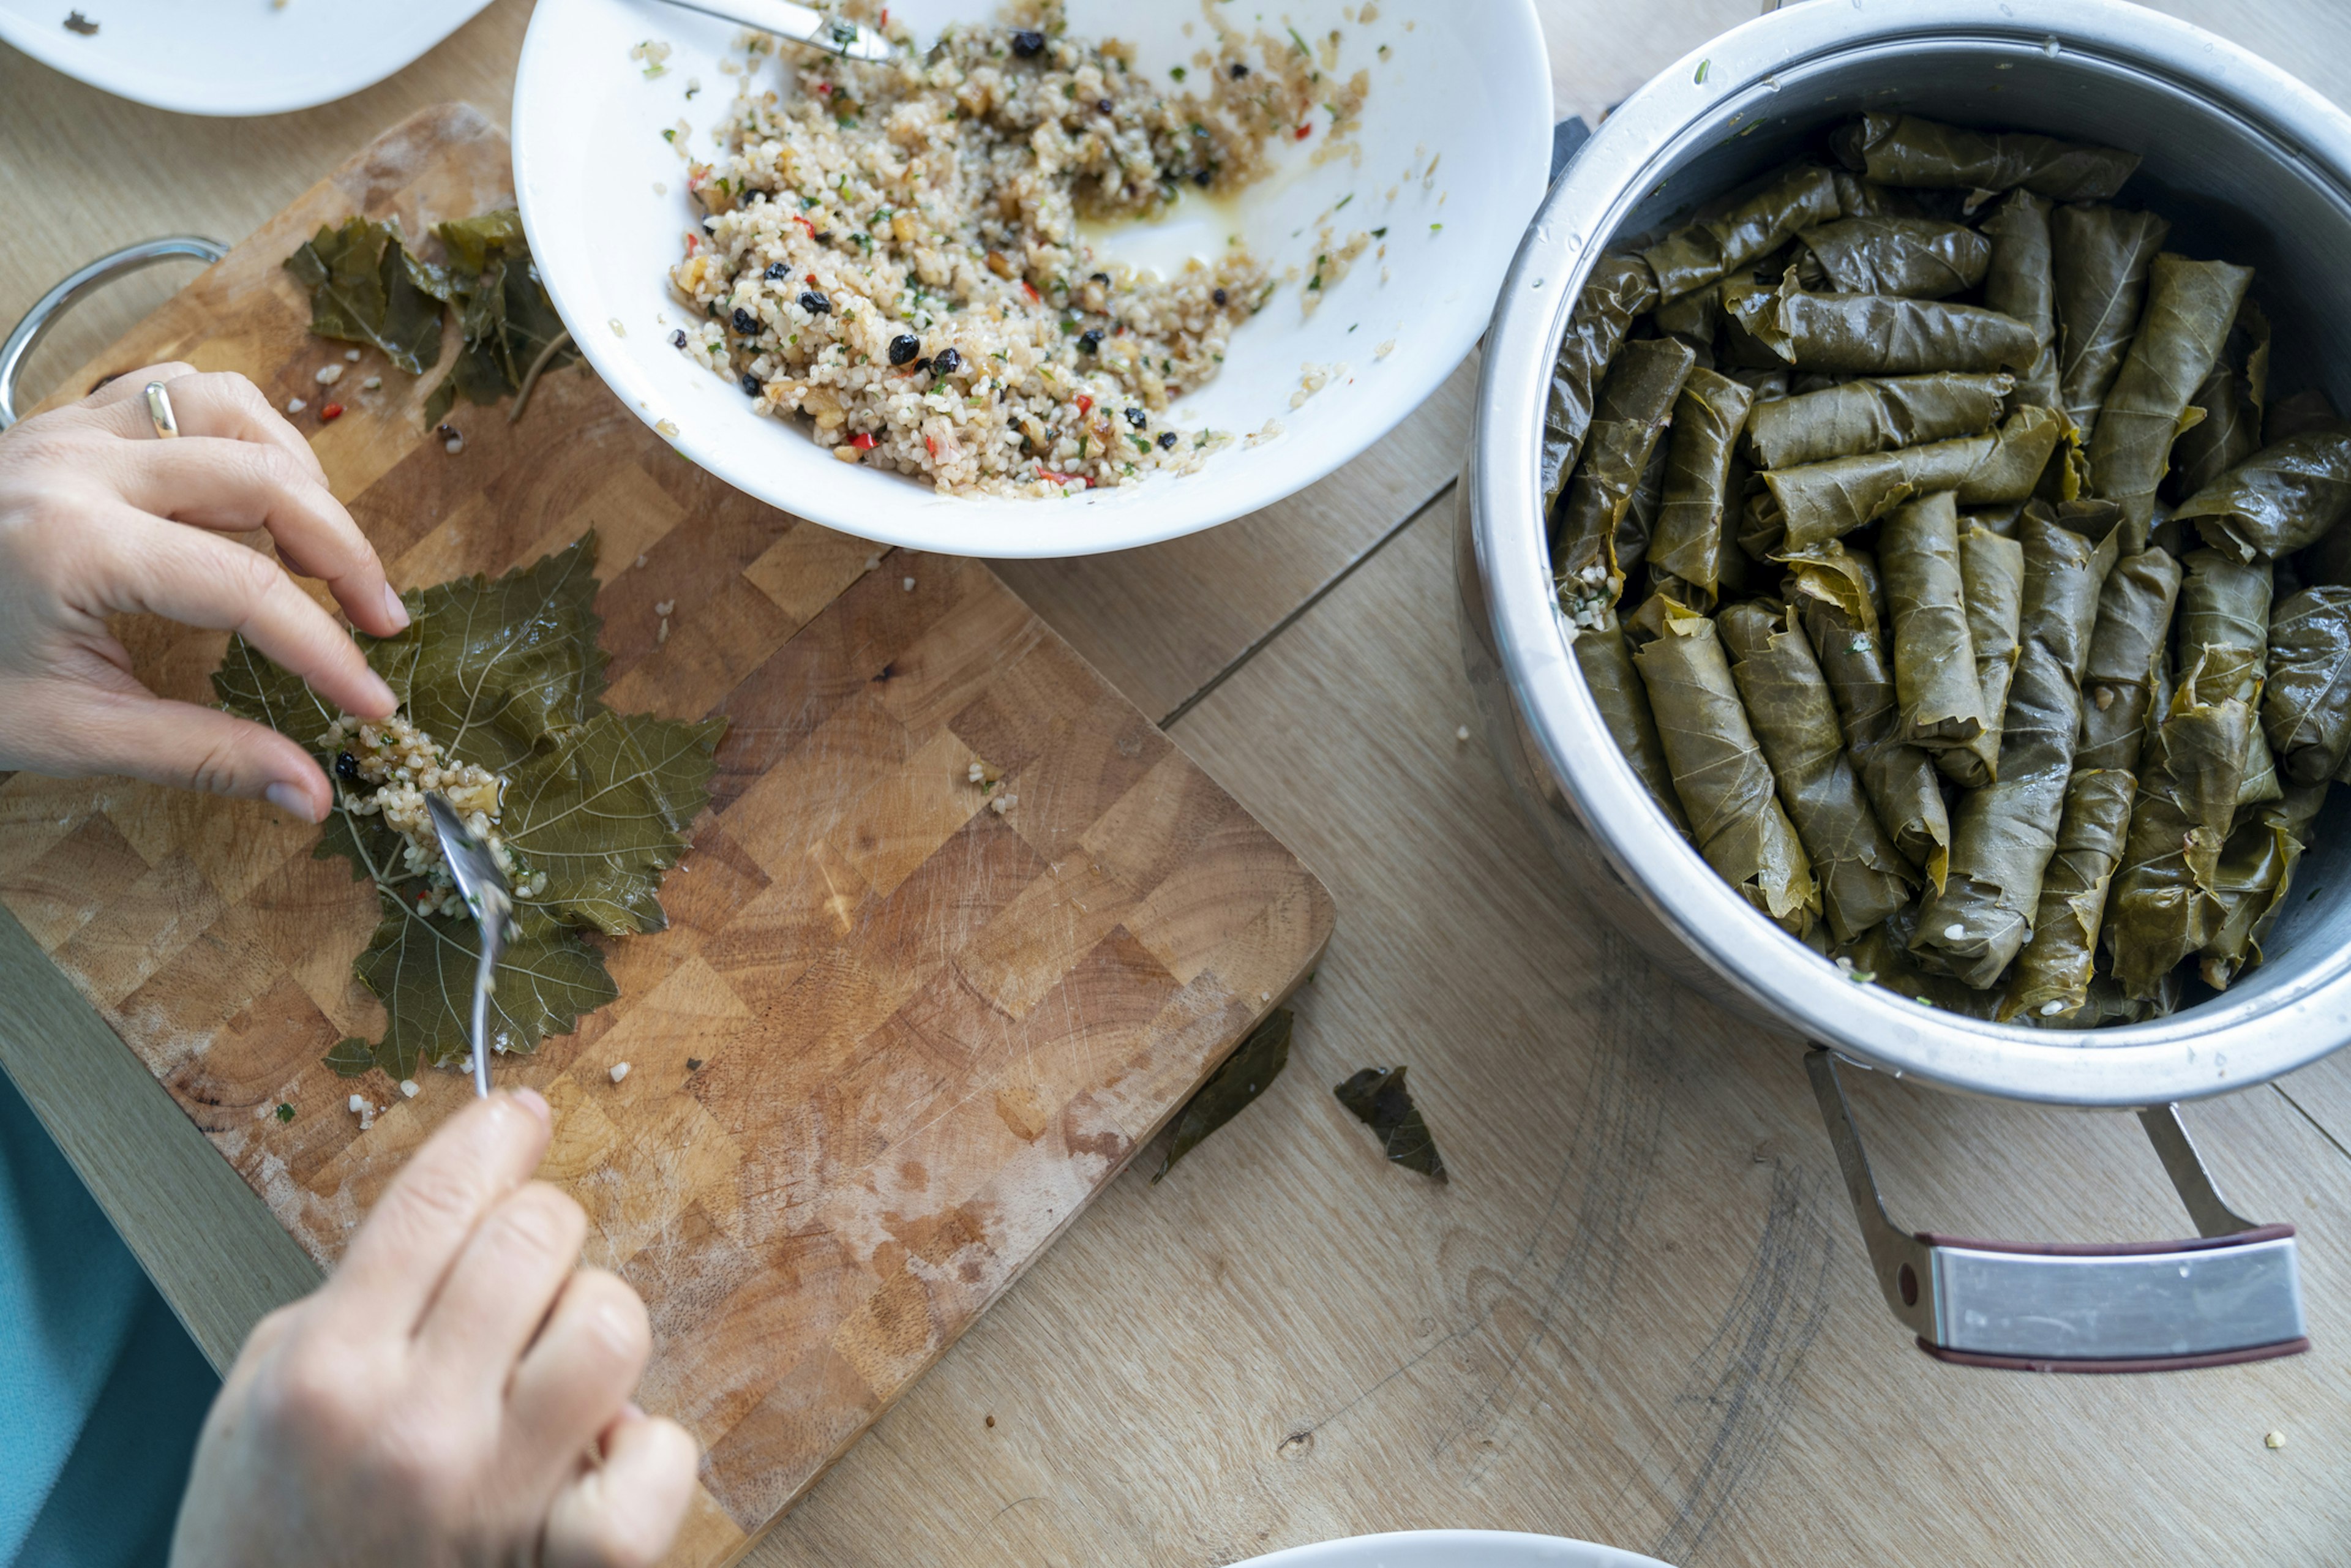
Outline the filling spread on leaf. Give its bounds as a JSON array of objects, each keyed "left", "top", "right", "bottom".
[{"left": 214, "top": 533, "right": 725, "bottom": 1083}]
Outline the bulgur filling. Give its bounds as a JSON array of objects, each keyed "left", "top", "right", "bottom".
[
  {"left": 317, "top": 712, "right": 549, "bottom": 917},
  {"left": 668, "top": 0, "right": 1368, "bottom": 495}
]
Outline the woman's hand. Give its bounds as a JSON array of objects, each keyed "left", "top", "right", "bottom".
[
  {"left": 170, "top": 1090, "right": 699, "bottom": 1568},
  {"left": 0, "top": 363, "right": 408, "bottom": 822}
]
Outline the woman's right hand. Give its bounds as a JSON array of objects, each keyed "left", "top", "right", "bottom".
[
  {"left": 169, "top": 1090, "right": 699, "bottom": 1567},
  {"left": 0, "top": 362, "right": 408, "bottom": 822}
]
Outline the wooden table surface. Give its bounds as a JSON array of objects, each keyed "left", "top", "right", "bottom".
[{"left": 8, "top": 3, "right": 2351, "bottom": 1564}]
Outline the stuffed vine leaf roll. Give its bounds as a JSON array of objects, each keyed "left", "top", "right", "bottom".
[
  {"left": 1627, "top": 594, "right": 1820, "bottom": 934},
  {"left": 1761, "top": 405, "right": 2066, "bottom": 553},
  {"left": 1831, "top": 171, "right": 1929, "bottom": 220},
  {"left": 1718, "top": 602, "right": 1918, "bottom": 943},
  {"left": 1721, "top": 279, "right": 2040, "bottom": 376},
  {"left": 1832, "top": 113, "right": 2140, "bottom": 203},
  {"left": 2077, "top": 547, "right": 2184, "bottom": 772},
  {"left": 1618, "top": 426, "right": 1674, "bottom": 583},
  {"left": 2050, "top": 205, "right": 2170, "bottom": 443},
  {"left": 1836, "top": 917, "right": 2007, "bottom": 1022},
  {"left": 2177, "top": 429, "right": 2351, "bottom": 562},
  {"left": 2197, "top": 781, "right": 2328, "bottom": 991},
  {"left": 2105, "top": 661, "right": 2254, "bottom": 997},
  {"left": 1541, "top": 253, "right": 1661, "bottom": 514},
  {"left": 2001, "top": 767, "right": 2139, "bottom": 1020},
  {"left": 2168, "top": 301, "right": 2270, "bottom": 504},
  {"left": 1648, "top": 369, "right": 1757, "bottom": 609},
  {"left": 1954, "top": 520, "right": 2027, "bottom": 787},
  {"left": 1555, "top": 337, "right": 1696, "bottom": 628},
  {"left": 1746, "top": 372, "right": 2011, "bottom": 471},
  {"left": 1793, "top": 553, "right": 1952, "bottom": 885},
  {"left": 2263, "top": 586, "right": 2351, "bottom": 786},
  {"left": 1571, "top": 607, "right": 1692, "bottom": 835},
  {"left": 1642, "top": 164, "right": 1842, "bottom": 302},
  {"left": 1911, "top": 506, "right": 2119, "bottom": 984},
  {"left": 1793, "top": 217, "right": 1992, "bottom": 299},
  {"left": 1978, "top": 189, "right": 2060, "bottom": 408},
  {"left": 2063, "top": 969, "right": 2183, "bottom": 1027},
  {"left": 2083, "top": 254, "right": 2254, "bottom": 549},
  {"left": 1881, "top": 492, "right": 1991, "bottom": 766},
  {"left": 2177, "top": 546, "right": 2279, "bottom": 806}
]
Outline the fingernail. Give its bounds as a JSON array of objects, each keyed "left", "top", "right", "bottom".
[
  {"left": 510, "top": 1086, "right": 551, "bottom": 1127},
  {"left": 380, "top": 582, "right": 411, "bottom": 631},
  {"left": 264, "top": 780, "right": 320, "bottom": 823},
  {"left": 362, "top": 670, "right": 397, "bottom": 718},
  {"left": 623, "top": 1401, "right": 647, "bottom": 1422}
]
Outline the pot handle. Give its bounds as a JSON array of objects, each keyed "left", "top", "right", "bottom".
[
  {"left": 0, "top": 234, "right": 229, "bottom": 430},
  {"left": 1805, "top": 1048, "right": 2309, "bottom": 1371}
]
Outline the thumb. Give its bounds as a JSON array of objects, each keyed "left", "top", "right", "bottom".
[
  {"left": 542, "top": 1412, "right": 699, "bottom": 1568},
  {"left": 56, "top": 686, "right": 332, "bottom": 822}
]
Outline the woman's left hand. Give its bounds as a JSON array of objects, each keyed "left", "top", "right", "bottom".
[{"left": 0, "top": 362, "right": 408, "bottom": 822}]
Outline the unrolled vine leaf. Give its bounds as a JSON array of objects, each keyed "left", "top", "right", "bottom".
[
  {"left": 1333, "top": 1064, "right": 1448, "bottom": 1182},
  {"left": 367, "top": 539, "right": 609, "bottom": 773},
  {"left": 1151, "top": 1008, "right": 1292, "bottom": 1184},
  {"left": 410, "top": 211, "right": 578, "bottom": 427},
  {"left": 285, "top": 208, "right": 578, "bottom": 425},
  {"left": 349, "top": 898, "right": 618, "bottom": 1084},
  {"left": 215, "top": 534, "right": 723, "bottom": 1083},
  {"left": 282, "top": 217, "right": 446, "bottom": 376}
]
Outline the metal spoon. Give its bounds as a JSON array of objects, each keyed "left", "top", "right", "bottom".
[
  {"left": 653, "top": 0, "right": 893, "bottom": 61},
  {"left": 426, "top": 793, "right": 518, "bottom": 1100}
]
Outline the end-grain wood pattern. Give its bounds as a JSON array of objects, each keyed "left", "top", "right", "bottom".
[{"left": 0, "top": 104, "right": 1330, "bottom": 1564}]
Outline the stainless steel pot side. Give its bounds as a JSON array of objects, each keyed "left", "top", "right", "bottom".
[{"left": 1464, "top": 0, "right": 2351, "bottom": 1112}]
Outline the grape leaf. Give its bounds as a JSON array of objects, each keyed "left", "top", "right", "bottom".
[
  {"left": 350, "top": 895, "right": 618, "bottom": 1082},
  {"left": 1333, "top": 1064, "right": 1449, "bottom": 1182},
  {"left": 367, "top": 537, "right": 608, "bottom": 772},
  {"left": 1150, "top": 1008, "right": 1292, "bottom": 1184},
  {"left": 282, "top": 217, "right": 446, "bottom": 377},
  {"left": 214, "top": 534, "right": 722, "bottom": 1082},
  {"left": 324, "top": 1038, "right": 377, "bottom": 1078},
  {"left": 408, "top": 211, "right": 579, "bottom": 426},
  {"left": 503, "top": 709, "right": 726, "bottom": 937},
  {"left": 285, "top": 207, "right": 577, "bottom": 425}
]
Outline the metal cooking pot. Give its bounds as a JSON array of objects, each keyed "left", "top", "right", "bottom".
[{"left": 1460, "top": 0, "right": 2351, "bottom": 1368}]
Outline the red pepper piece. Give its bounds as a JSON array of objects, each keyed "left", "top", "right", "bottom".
[
  {"left": 852, "top": 431, "right": 876, "bottom": 450},
  {"left": 320, "top": 403, "right": 343, "bottom": 421},
  {"left": 1021, "top": 280, "right": 1040, "bottom": 302},
  {"left": 1295, "top": 124, "right": 1311, "bottom": 140}
]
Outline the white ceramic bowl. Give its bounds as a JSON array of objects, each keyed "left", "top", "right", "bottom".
[
  {"left": 0, "top": 0, "right": 492, "bottom": 116},
  {"left": 1232, "top": 1531, "right": 1676, "bottom": 1568},
  {"left": 511, "top": 0, "right": 1550, "bottom": 557}
]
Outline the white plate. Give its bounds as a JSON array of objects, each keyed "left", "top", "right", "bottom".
[
  {"left": 1233, "top": 1531, "right": 1678, "bottom": 1568},
  {"left": 0, "top": 0, "right": 492, "bottom": 116},
  {"left": 512, "top": 0, "right": 1550, "bottom": 557}
]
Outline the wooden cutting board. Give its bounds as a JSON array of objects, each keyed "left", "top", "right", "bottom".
[{"left": 0, "top": 102, "right": 1331, "bottom": 1566}]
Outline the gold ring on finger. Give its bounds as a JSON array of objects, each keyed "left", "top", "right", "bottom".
[{"left": 143, "top": 380, "right": 180, "bottom": 440}]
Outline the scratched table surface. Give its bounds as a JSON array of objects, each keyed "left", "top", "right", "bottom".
[{"left": 7, "top": 2, "right": 2351, "bottom": 1564}]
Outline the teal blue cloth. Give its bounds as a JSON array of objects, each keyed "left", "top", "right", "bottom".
[{"left": 1, "top": 1065, "right": 219, "bottom": 1567}]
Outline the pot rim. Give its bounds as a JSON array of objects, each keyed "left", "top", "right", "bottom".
[{"left": 1470, "top": 0, "right": 2351, "bottom": 1105}]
